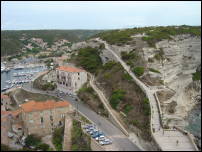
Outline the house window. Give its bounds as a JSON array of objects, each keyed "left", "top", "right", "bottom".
[
  {"left": 78, "top": 77, "right": 80, "bottom": 80},
  {"left": 50, "top": 115, "right": 53, "bottom": 121},
  {"left": 59, "top": 121, "right": 62, "bottom": 126},
  {"left": 75, "top": 82, "right": 77, "bottom": 87},
  {"left": 78, "top": 73, "right": 80, "bottom": 76},
  {"left": 41, "top": 117, "right": 43, "bottom": 124}
]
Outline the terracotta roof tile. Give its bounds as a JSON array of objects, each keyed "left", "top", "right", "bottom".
[
  {"left": 1, "top": 94, "right": 9, "bottom": 99},
  {"left": 56, "top": 66, "right": 84, "bottom": 72},
  {"left": 21, "top": 100, "right": 70, "bottom": 113},
  {"left": 1, "top": 109, "right": 22, "bottom": 117}
]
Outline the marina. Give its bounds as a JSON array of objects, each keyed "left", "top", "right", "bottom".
[{"left": 1, "top": 64, "right": 47, "bottom": 92}]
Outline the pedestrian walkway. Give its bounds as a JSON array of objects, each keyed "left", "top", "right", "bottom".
[{"left": 96, "top": 38, "right": 198, "bottom": 151}]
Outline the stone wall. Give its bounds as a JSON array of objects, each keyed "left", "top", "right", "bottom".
[{"left": 22, "top": 106, "right": 74, "bottom": 136}]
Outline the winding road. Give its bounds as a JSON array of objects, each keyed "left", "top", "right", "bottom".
[{"left": 22, "top": 83, "right": 141, "bottom": 151}]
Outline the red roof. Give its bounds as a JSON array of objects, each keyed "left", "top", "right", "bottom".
[
  {"left": 1, "top": 94, "right": 9, "bottom": 99},
  {"left": 1, "top": 109, "right": 22, "bottom": 117},
  {"left": 56, "top": 66, "right": 84, "bottom": 72},
  {"left": 21, "top": 100, "right": 70, "bottom": 113}
]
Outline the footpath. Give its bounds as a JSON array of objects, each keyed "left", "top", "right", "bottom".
[{"left": 96, "top": 38, "right": 198, "bottom": 151}]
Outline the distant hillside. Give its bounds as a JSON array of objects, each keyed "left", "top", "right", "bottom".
[
  {"left": 1, "top": 30, "right": 103, "bottom": 56},
  {"left": 93, "top": 25, "right": 201, "bottom": 46}
]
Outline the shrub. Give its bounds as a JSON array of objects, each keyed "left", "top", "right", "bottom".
[
  {"left": 142, "top": 98, "right": 150, "bottom": 116},
  {"left": 123, "top": 104, "right": 133, "bottom": 114},
  {"left": 192, "top": 71, "right": 201, "bottom": 81},
  {"left": 121, "top": 51, "right": 138, "bottom": 61},
  {"left": 133, "top": 67, "right": 145, "bottom": 77},
  {"left": 1, "top": 144, "right": 13, "bottom": 151},
  {"left": 130, "top": 120, "right": 139, "bottom": 126},
  {"left": 122, "top": 73, "right": 133, "bottom": 81},
  {"left": 148, "top": 58, "right": 154, "bottom": 62},
  {"left": 36, "top": 143, "right": 50, "bottom": 151},
  {"left": 25, "top": 134, "right": 42, "bottom": 148},
  {"left": 71, "top": 119, "right": 91, "bottom": 151},
  {"left": 102, "top": 61, "right": 117, "bottom": 70},
  {"left": 110, "top": 89, "right": 126, "bottom": 109},
  {"left": 76, "top": 47, "right": 102, "bottom": 73},
  {"left": 52, "top": 126, "right": 64, "bottom": 151},
  {"left": 149, "top": 68, "right": 161, "bottom": 73}
]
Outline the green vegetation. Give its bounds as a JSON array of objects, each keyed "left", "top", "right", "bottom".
[
  {"left": 38, "top": 51, "right": 64, "bottom": 59},
  {"left": 1, "top": 30, "right": 104, "bottom": 56},
  {"left": 148, "top": 57, "right": 154, "bottom": 63},
  {"left": 121, "top": 51, "right": 138, "bottom": 61},
  {"left": 33, "top": 71, "right": 58, "bottom": 91},
  {"left": 142, "top": 26, "right": 201, "bottom": 47},
  {"left": 110, "top": 89, "right": 126, "bottom": 109},
  {"left": 75, "top": 47, "right": 102, "bottom": 73},
  {"left": 78, "top": 84, "right": 109, "bottom": 117},
  {"left": 154, "top": 49, "right": 164, "bottom": 61},
  {"left": 94, "top": 25, "right": 200, "bottom": 47},
  {"left": 149, "top": 68, "right": 161, "bottom": 73},
  {"left": 192, "top": 70, "right": 201, "bottom": 81},
  {"left": 132, "top": 67, "right": 145, "bottom": 77},
  {"left": 1, "top": 144, "right": 13, "bottom": 151},
  {"left": 25, "top": 134, "right": 42, "bottom": 147},
  {"left": 52, "top": 126, "right": 64, "bottom": 151},
  {"left": 24, "top": 134, "right": 49, "bottom": 151},
  {"left": 102, "top": 61, "right": 117, "bottom": 70},
  {"left": 142, "top": 98, "right": 150, "bottom": 116},
  {"left": 122, "top": 73, "right": 133, "bottom": 81},
  {"left": 71, "top": 119, "right": 91, "bottom": 151},
  {"left": 120, "top": 50, "right": 143, "bottom": 69},
  {"left": 41, "top": 82, "right": 57, "bottom": 91},
  {"left": 78, "top": 85, "right": 93, "bottom": 94},
  {"left": 123, "top": 104, "right": 133, "bottom": 115},
  {"left": 130, "top": 120, "right": 139, "bottom": 126}
]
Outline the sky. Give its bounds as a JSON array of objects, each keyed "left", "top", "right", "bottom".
[{"left": 1, "top": 1, "right": 201, "bottom": 30}]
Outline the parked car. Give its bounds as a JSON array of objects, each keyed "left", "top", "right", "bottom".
[
  {"left": 103, "top": 140, "right": 112, "bottom": 145},
  {"left": 96, "top": 136, "right": 105, "bottom": 141}
]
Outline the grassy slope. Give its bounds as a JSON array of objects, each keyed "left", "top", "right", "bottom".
[{"left": 1, "top": 30, "right": 103, "bottom": 56}]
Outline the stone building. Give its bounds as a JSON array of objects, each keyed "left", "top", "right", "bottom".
[
  {"left": 1, "top": 94, "right": 11, "bottom": 111},
  {"left": 20, "top": 100, "right": 74, "bottom": 136},
  {"left": 56, "top": 66, "right": 87, "bottom": 94}
]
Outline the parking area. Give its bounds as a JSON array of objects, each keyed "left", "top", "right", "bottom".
[{"left": 82, "top": 123, "right": 113, "bottom": 146}]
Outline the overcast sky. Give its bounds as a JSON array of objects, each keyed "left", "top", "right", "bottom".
[{"left": 1, "top": 1, "right": 201, "bottom": 30}]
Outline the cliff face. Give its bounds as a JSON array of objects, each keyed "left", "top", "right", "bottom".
[
  {"left": 142, "top": 35, "right": 201, "bottom": 126},
  {"left": 71, "top": 33, "right": 201, "bottom": 127}
]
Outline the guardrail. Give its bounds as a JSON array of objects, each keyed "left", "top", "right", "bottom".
[
  {"left": 153, "top": 92, "right": 164, "bottom": 127},
  {"left": 174, "top": 126, "right": 199, "bottom": 151}
]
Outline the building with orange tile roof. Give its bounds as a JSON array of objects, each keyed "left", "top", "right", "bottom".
[
  {"left": 56, "top": 65, "right": 87, "bottom": 94},
  {"left": 21, "top": 100, "right": 74, "bottom": 136}
]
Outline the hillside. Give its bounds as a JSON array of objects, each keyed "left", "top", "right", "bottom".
[
  {"left": 1, "top": 30, "right": 103, "bottom": 56},
  {"left": 69, "top": 25, "right": 201, "bottom": 149}
]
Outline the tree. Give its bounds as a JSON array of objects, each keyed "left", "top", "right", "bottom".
[{"left": 25, "top": 134, "right": 42, "bottom": 147}]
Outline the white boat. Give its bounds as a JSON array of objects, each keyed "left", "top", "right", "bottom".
[{"left": 14, "top": 65, "right": 24, "bottom": 70}]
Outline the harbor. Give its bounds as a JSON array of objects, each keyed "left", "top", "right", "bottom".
[{"left": 1, "top": 63, "right": 47, "bottom": 92}]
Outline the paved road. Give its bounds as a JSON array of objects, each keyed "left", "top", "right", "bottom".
[{"left": 22, "top": 83, "right": 141, "bottom": 151}]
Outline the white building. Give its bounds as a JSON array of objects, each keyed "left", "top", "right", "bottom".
[{"left": 56, "top": 66, "right": 87, "bottom": 94}]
